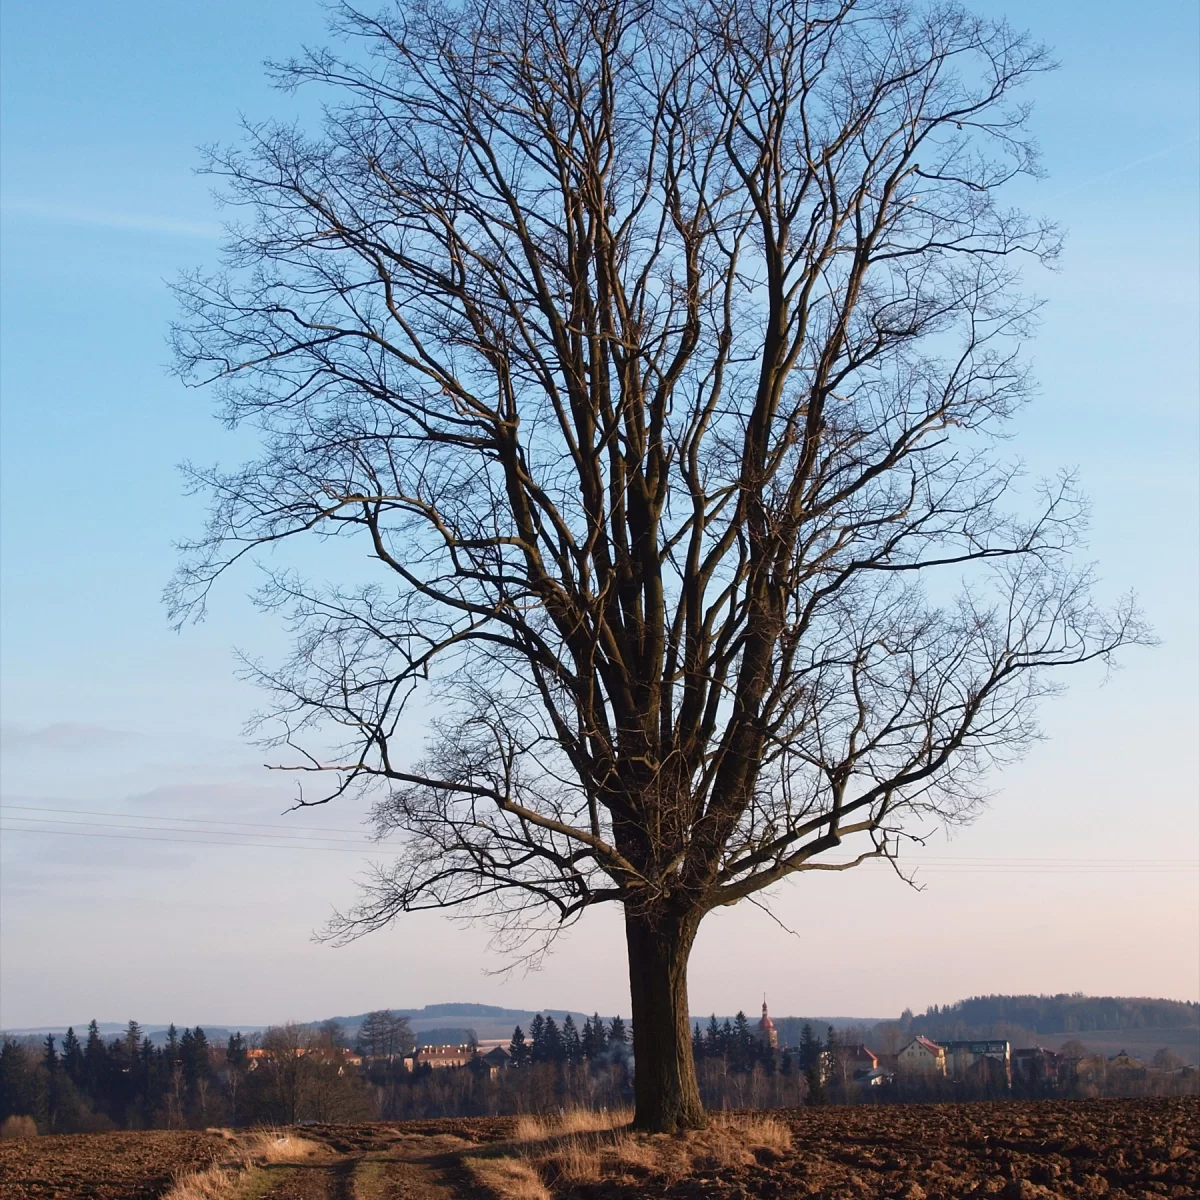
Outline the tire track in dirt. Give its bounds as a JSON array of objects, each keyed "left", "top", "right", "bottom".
[{"left": 257, "top": 1130, "right": 464, "bottom": 1199}]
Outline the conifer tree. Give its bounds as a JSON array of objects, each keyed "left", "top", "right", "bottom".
[
  {"left": 227, "top": 1032, "right": 248, "bottom": 1069},
  {"left": 528, "top": 1014, "right": 547, "bottom": 1064},
  {"left": 180, "top": 1028, "right": 198, "bottom": 1087},
  {"left": 41, "top": 1034, "right": 61, "bottom": 1131},
  {"left": 125, "top": 1020, "right": 143, "bottom": 1058},
  {"left": 508, "top": 1025, "right": 528, "bottom": 1067},
  {"left": 589, "top": 1014, "right": 608, "bottom": 1058},
  {"left": 61, "top": 1027, "right": 83, "bottom": 1083},
  {"left": 798, "top": 1024, "right": 820, "bottom": 1073},
  {"left": 562, "top": 1015, "right": 582, "bottom": 1065},
  {"left": 705, "top": 1015, "right": 722, "bottom": 1057},
  {"left": 83, "top": 1020, "right": 106, "bottom": 1094},
  {"left": 608, "top": 1016, "right": 628, "bottom": 1048},
  {"left": 165, "top": 1024, "right": 180, "bottom": 1063},
  {"left": 192, "top": 1028, "right": 212, "bottom": 1082},
  {"left": 732, "top": 1012, "right": 754, "bottom": 1071},
  {"left": 543, "top": 1016, "right": 564, "bottom": 1064},
  {"left": 692, "top": 1023, "right": 703, "bottom": 1058}
]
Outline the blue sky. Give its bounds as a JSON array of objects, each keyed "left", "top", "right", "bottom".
[{"left": 1, "top": 0, "right": 1197, "bottom": 1029}]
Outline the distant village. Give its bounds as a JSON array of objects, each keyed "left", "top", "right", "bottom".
[
  {"left": 2, "top": 993, "right": 1194, "bottom": 1133},
  {"left": 283, "top": 993, "right": 1190, "bottom": 1099}
]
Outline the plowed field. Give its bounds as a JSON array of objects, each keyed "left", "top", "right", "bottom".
[{"left": 0, "top": 1097, "right": 1194, "bottom": 1199}]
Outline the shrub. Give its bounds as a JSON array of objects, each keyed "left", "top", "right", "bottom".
[{"left": 0, "top": 1115, "right": 37, "bottom": 1139}]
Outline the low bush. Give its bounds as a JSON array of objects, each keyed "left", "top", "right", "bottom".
[{"left": 0, "top": 1114, "right": 38, "bottom": 1139}]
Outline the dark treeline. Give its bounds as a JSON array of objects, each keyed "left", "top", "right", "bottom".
[
  {"left": 0, "top": 1012, "right": 638, "bottom": 1132},
  {"left": 1, "top": 1020, "right": 242, "bottom": 1134},
  {"left": 909, "top": 995, "right": 1199, "bottom": 1037},
  {"left": 3, "top": 1005, "right": 1195, "bottom": 1134}
]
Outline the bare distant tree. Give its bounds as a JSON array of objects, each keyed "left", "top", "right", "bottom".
[
  {"left": 359, "top": 1009, "right": 414, "bottom": 1057},
  {"left": 172, "top": 0, "right": 1144, "bottom": 1129},
  {"left": 261, "top": 1023, "right": 314, "bottom": 1125}
]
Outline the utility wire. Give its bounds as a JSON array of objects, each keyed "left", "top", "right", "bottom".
[
  {"left": 0, "top": 802, "right": 375, "bottom": 837},
  {"left": 1, "top": 816, "right": 1195, "bottom": 870},
  {"left": 1, "top": 805, "right": 1193, "bottom": 866}
]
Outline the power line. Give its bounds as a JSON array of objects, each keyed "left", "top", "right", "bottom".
[
  {"left": 0, "top": 803, "right": 375, "bottom": 837},
  {"left": 1, "top": 818, "right": 1195, "bottom": 871},
  {"left": 0, "top": 812, "right": 378, "bottom": 847},
  {"left": 0, "top": 823, "right": 380, "bottom": 854},
  {"left": 0, "top": 806, "right": 1193, "bottom": 866}
]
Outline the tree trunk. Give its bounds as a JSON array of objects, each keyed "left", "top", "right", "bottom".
[{"left": 624, "top": 905, "right": 706, "bottom": 1132}]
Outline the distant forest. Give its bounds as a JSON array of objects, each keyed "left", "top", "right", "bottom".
[{"left": 908, "top": 995, "right": 1198, "bottom": 1038}]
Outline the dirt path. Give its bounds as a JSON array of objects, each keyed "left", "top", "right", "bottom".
[{"left": 258, "top": 1130, "right": 467, "bottom": 1200}]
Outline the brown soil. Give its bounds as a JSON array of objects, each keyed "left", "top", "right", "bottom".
[
  {"left": 640, "top": 1097, "right": 1199, "bottom": 1200},
  {"left": 0, "top": 1098, "right": 1194, "bottom": 1199},
  {"left": 0, "top": 1129, "right": 228, "bottom": 1199}
]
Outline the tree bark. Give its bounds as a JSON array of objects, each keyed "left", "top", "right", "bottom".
[{"left": 624, "top": 905, "right": 706, "bottom": 1132}]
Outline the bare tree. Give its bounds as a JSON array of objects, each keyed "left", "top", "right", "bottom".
[
  {"left": 172, "top": 0, "right": 1144, "bottom": 1129},
  {"left": 358, "top": 1009, "right": 414, "bottom": 1057}
]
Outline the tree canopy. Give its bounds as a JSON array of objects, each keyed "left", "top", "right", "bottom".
[{"left": 172, "top": 0, "right": 1144, "bottom": 1129}]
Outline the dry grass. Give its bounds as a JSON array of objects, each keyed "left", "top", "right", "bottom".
[
  {"left": 466, "top": 1155, "right": 552, "bottom": 1200},
  {"left": 351, "top": 1159, "right": 388, "bottom": 1200},
  {"left": 243, "top": 1128, "right": 324, "bottom": 1163},
  {"left": 163, "top": 1163, "right": 247, "bottom": 1200},
  {"left": 467, "top": 1107, "right": 793, "bottom": 1199},
  {"left": 711, "top": 1111, "right": 793, "bottom": 1155},
  {"left": 161, "top": 1128, "right": 324, "bottom": 1200},
  {"left": 0, "top": 1115, "right": 38, "bottom": 1139},
  {"left": 511, "top": 1108, "right": 632, "bottom": 1143}
]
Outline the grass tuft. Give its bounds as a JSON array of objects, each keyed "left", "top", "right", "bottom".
[
  {"left": 161, "top": 1128, "right": 323, "bottom": 1200},
  {"left": 465, "top": 1108, "right": 794, "bottom": 1198},
  {"left": 0, "top": 1115, "right": 38, "bottom": 1139},
  {"left": 466, "top": 1155, "right": 552, "bottom": 1200}
]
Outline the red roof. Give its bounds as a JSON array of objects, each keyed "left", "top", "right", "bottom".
[{"left": 909, "top": 1037, "right": 943, "bottom": 1055}]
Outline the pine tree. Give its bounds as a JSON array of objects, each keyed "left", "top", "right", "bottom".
[
  {"left": 581, "top": 1013, "right": 608, "bottom": 1061},
  {"left": 83, "top": 1020, "right": 106, "bottom": 1095},
  {"left": 125, "top": 1020, "right": 143, "bottom": 1058},
  {"left": 805, "top": 1058, "right": 826, "bottom": 1105},
  {"left": 729, "top": 1012, "right": 754, "bottom": 1071},
  {"left": 508, "top": 1025, "right": 528, "bottom": 1067},
  {"left": 39, "top": 1034, "right": 61, "bottom": 1132},
  {"left": 561, "top": 1015, "right": 582, "bottom": 1065},
  {"left": 61, "top": 1027, "right": 83, "bottom": 1083},
  {"left": 192, "top": 1028, "right": 211, "bottom": 1081},
  {"left": 528, "top": 1014, "right": 547, "bottom": 1063},
  {"left": 608, "top": 1016, "right": 628, "bottom": 1046},
  {"left": 227, "top": 1032, "right": 247, "bottom": 1069},
  {"left": 705, "top": 1015, "right": 722, "bottom": 1057},
  {"left": 165, "top": 1023, "right": 180, "bottom": 1064},
  {"left": 542, "top": 1016, "right": 564, "bottom": 1063},
  {"left": 692, "top": 1023, "right": 703, "bottom": 1058},
  {"left": 180, "top": 1028, "right": 198, "bottom": 1088},
  {"left": 802, "top": 1024, "right": 826, "bottom": 1105},
  {"left": 798, "top": 1023, "right": 820, "bottom": 1072}
]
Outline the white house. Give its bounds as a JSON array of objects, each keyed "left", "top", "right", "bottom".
[{"left": 897, "top": 1036, "right": 946, "bottom": 1075}]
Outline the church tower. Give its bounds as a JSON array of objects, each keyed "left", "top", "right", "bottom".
[{"left": 757, "top": 996, "right": 778, "bottom": 1049}]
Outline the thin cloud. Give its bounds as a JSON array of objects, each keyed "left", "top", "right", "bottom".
[
  {"left": 1052, "top": 138, "right": 1200, "bottom": 198},
  {"left": 1, "top": 198, "right": 222, "bottom": 238},
  {"left": 0, "top": 723, "right": 142, "bottom": 753}
]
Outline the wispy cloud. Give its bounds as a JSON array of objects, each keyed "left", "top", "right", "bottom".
[
  {"left": 0, "top": 723, "right": 143, "bottom": 753},
  {"left": 1, "top": 198, "right": 222, "bottom": 239},
  {"left": 1051, "top": 138, "right": 1200, "bottom": 199}
]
